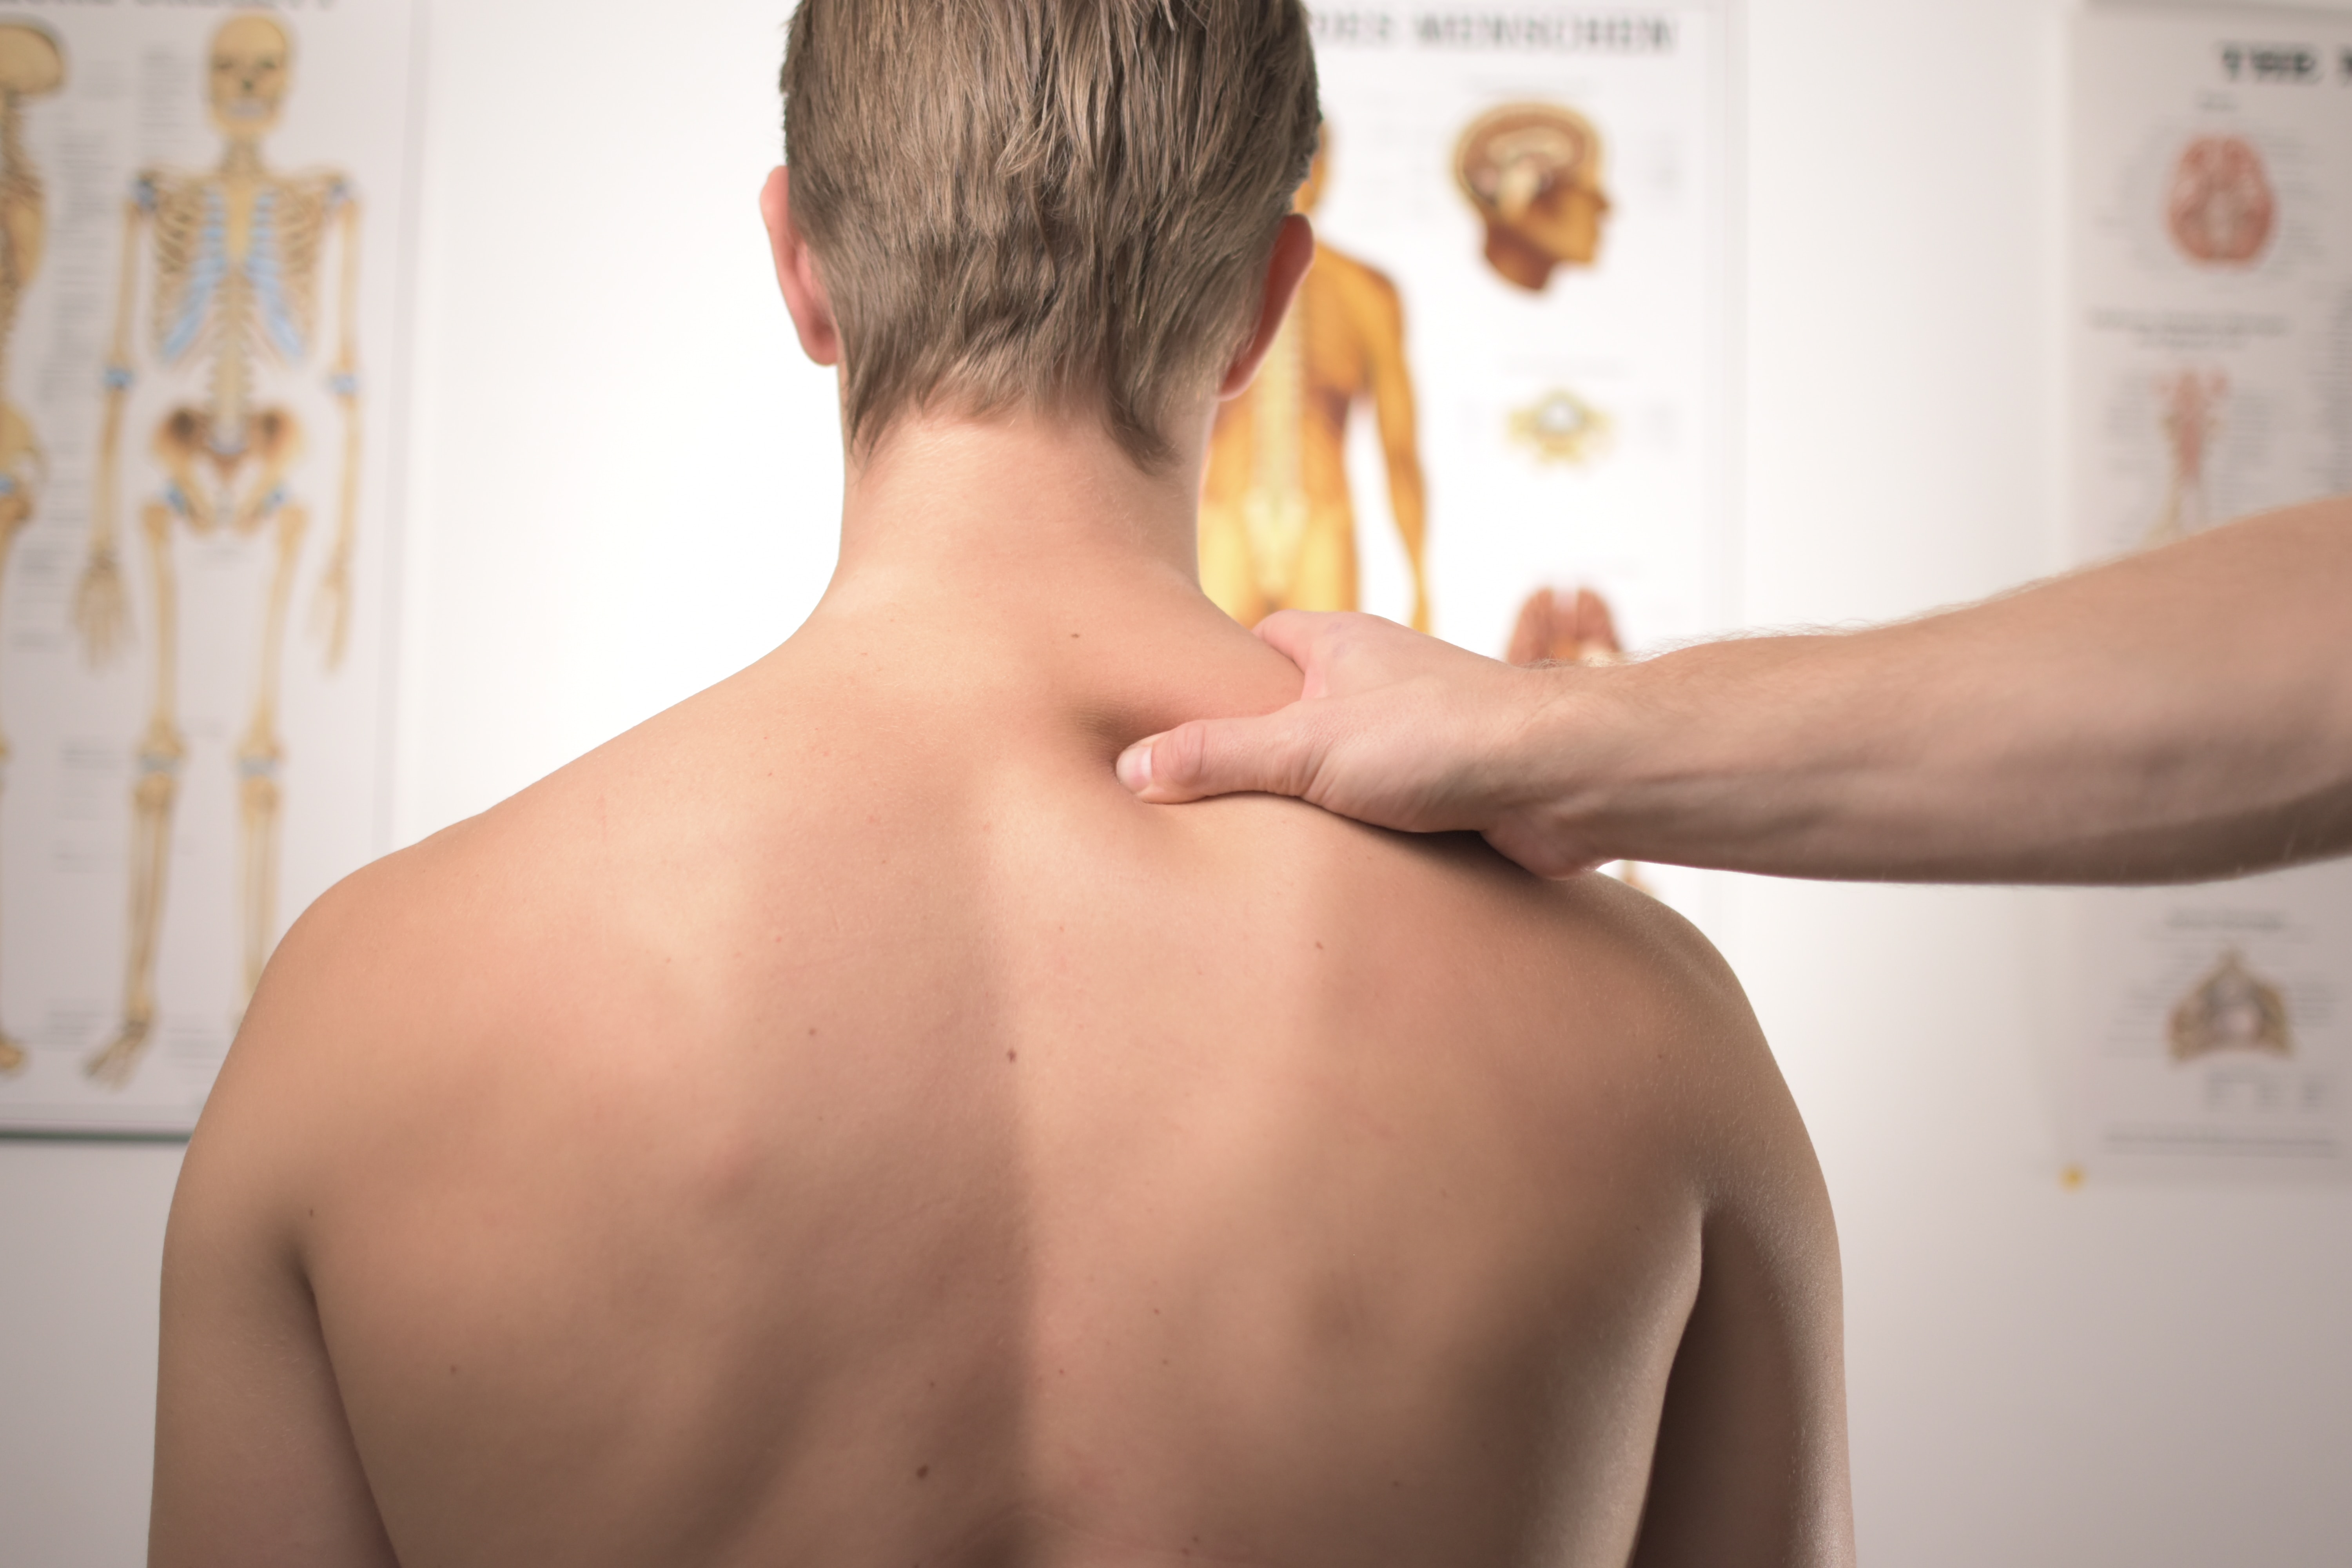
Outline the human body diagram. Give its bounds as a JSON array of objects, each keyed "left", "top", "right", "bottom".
[
  {"left": 73, "top": 15, "right": 360, "bottom": 1087},
  {"left": 0, "top": 23, "right": 63, "bottom": 1077},
  {"left": 1200, "top": 140, "right": 1430, "bottom": 633},
  {"left": 2151, "top": 368, "right": 2225, "bottom": 548}
]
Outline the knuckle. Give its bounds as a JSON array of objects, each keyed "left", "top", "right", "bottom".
[
  {"left": 1160, "top": 722, "right": 1211, "bottom": 789},
  {"left": 1277, "top": 719, "right": 1334, "bottom": 802}
]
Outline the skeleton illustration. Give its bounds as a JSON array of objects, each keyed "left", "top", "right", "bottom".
[
  {"left": 0, "top": 22, "right": 64, "bottom": 1078},
  {"left": 73, "top": 14, "right": 361, "bottom": 1087}
]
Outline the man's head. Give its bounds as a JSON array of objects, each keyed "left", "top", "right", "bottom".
[
  {"left": 208, "top": 14, "right": 292, "bottom": 140},
  {"left": 775, "top": 0, "right": 1320, "bottom": 470}
]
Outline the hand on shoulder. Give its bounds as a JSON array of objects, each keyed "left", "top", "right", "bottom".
[{"left": 1116, "top": 610, "right": 1615, "bottom": 877}]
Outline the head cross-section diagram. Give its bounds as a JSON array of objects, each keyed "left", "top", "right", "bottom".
[
  {"left": 1454, "top": 103, "right": 1613, "bottom": 293},
  {"left": 72, "top": 12, "right": 363, "bottom": 1088},
  {"left": 0, "top": 20, "right": 63, "bottom": 1078}
]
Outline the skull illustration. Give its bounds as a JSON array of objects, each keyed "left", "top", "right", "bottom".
[
  {"left": 0, "top": 22, "right": 64, "bottom": 100},
  {"left": 208, "top": 15, "right": 292, "bottom": 138}
]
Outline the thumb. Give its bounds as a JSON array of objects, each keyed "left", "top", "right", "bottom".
[{"left": 1116, "top": 710, "right": 1323, "bottom": 804}]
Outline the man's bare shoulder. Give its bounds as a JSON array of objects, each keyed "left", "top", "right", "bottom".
[
  {"left": 211, "top": 677, "right": 766, "bottom": 1120},
  {"left": 1128, "top": 782, "right": 1785, "bottom": 1172}
]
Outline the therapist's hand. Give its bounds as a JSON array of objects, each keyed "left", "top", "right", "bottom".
[{"left": 1116, "top": 611, "right": 1605, "bottom": 877}]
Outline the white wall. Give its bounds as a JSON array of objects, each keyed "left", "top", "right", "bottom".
[
  {"left": 1744, "top": 3, "right": 2352, "bottom": 1562},
  {"left": 6, "top": 1, "right": 2350, "bottom": 1563}
]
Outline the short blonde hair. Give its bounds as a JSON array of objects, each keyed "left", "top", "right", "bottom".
[{"left": 781, "top": 0, "right": 1320, "bottom": 468}]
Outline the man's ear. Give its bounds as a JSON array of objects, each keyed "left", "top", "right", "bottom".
[
  {"left": 762, "top": 166, "right": 841, "bottom": 367},
  {"left": 1217, "top": 214, "right": 1316, "bottom": 399}
]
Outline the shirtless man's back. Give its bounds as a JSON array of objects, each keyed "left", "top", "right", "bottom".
[{"left": 151, "top": 4, "right": 1849, "bottom": 1564}]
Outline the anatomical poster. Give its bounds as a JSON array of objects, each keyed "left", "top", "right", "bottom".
[
  {"left": 0, "top": 1, "right": 417, "bottom": 1135},
  {"left": 2063, "top": 865, "right": 2352, "bottom": 1182},
  {"left": 1220, "top": 4, "right": 1731, "bottom": 909},
  {"left": 2071, "top": 6, "right": 2352, "bottom": 555},
  {"left": 2062, "top": 7, "right": 2352, "bottom": 1181}
]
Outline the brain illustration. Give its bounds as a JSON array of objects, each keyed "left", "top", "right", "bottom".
[
  {"left": 1455, "top": 103, "right": 1604, "bottom": 223},
  {"left": 2166, "top": 135, "right": 2276, "bottom": 267}
]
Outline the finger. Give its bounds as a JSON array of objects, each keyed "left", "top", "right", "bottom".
[
  {"left": 1250, "top": 609, "right": 1344, "bottom": 672},
  {"left": 1116, "top": 710, "right": 1322, "bottom": 804}
]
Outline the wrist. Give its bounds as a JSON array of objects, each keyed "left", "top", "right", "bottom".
[{"left": 1470, "top": 661, "right": 1628, "bottom": 866}]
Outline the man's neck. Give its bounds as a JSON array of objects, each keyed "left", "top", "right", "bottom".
[
  {"left": 800, "top": 404, "right": 1294, "bottom": 742},
  {"left": 823, "top": 409, "right": 1210, "bottom": 624}
]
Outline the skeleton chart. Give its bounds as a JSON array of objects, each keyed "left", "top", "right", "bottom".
[
  {"left": 2060, "top": 7, "right": 2352, "bottom": 1183},
  {"left": 0, "top": 0, "right": 417, "bottom": 1135},
  {"left": 0, "top": 20, "right": 64, "bottom": 1083}
]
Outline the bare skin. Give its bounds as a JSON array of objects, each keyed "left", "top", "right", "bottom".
[
  {"left": 1119, "top": 494, "right": 2352, "bottom": 884},
  {"left": 150, "top": 171, "right": 1851, "bottom": 1568}
]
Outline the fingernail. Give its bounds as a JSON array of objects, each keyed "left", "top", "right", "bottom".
[{"left": 1116, "top": 739, "right": 1156, "bottom": 793}]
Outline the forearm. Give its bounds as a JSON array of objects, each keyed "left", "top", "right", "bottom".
[{"left": 1525, "top": 499, "right": 2352, "bottom": 883}]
